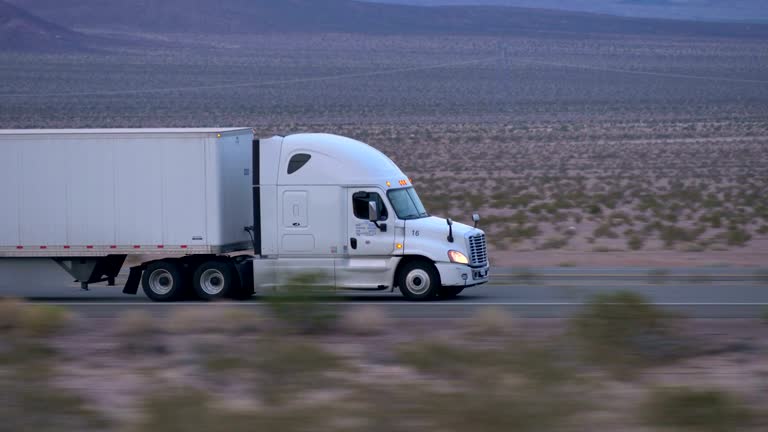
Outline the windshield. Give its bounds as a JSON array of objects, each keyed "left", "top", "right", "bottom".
[{"left": 387, "top": 187, "right": 429, "bottom": 220}]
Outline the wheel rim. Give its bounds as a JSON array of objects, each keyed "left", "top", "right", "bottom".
[
  {"left": 405, "top": 269, "right": 431, "bottom": 295},
  {"left": 200, "top": 269, "right": 225, "bottom": 296},
  {"left": 148, "top": 269, "right": 174, "bottom": 295}
]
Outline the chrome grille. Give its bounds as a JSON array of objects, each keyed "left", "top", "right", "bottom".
[{"left": 468, "top": 234, "right": 487, "bottom": 266}]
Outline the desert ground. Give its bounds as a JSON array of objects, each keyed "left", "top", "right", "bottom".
[{"left": 1, "top": 33, "right": 767, "bottom": 267}]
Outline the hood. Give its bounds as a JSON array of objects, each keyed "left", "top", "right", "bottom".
[
  {"left": 407, "top": 216, "right": 478, "bottom": 239},
  {"left": 402, "top": 216, "right": 484, "bottom": 263}
]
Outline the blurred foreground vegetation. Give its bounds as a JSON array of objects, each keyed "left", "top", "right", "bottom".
[{"left": 0, "top": 285, "right": 765, "bottom": 431}]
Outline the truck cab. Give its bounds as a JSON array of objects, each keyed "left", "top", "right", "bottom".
[{"left": 254, "top": 133, "right": 489, "bottom": 300}]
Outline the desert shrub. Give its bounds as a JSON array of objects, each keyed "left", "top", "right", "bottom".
[
  {"left": 264, "top": 273, "right": 339, "bottom": 334},
  {"left": 587, "top": 204, "right": 602, "bottom": 215},
  {"left": 699, "top": 212, "right": 723, "bottom": 228},
  {"left": 659, "top": 225, "right": 704, "bottom": 247},
  {"left": 592, "top": 246, "right": 624, "bottom": 252},
  {"left": 627, "top": 235, "right": 644, "bottom": 250},
  {"left": 642, "top": 387, "right": 754, "bottom": 432},
  {"left": 725, "top": 227, "right": 751, "bottom": 246},
  {"left": 593, "top": 224, "right": 619, "bottom": 239},
  {"left": 0, "top": 300, "right": 71, "bottom": 338},
  {"left": 413, "top": 379, "right": 582, "bottom": 432},
  {"left": 256, "top": 340, "right": 345, "bottom": 404},
  {"left": 135, "top": 388, "right": 332, "bottom": 432},
  {"left": 114, "top": 310, "right": 165, "bottom": 353},
  {"left": 465, "top": 307, "right": 517, "bottom": 336},
  {"left": 115, "top": 310, "right": 156, "bottom": 338},
  {"left": 679, "top": 243, "right": 706, "bottom": 252},
  {"left": 165, "top": 307, "right": 262, "bottom": 334},
  {"left": 397, "top": 341, "right": 572, "bottom": 386},
  {"left": 0, "top": 375, "right": 108, "bottom": 432},
  {"left": 339, "top": 306, "right": 391, "bottom": 336},
  {"left": 757, "top": 224, "right": 768, "bottom": 235},
  {"left": 570, "top": 292, "right": 687, "bottom": 371},
  {"left": 538, "top": 236, "right": 569, "bottom": 250}
]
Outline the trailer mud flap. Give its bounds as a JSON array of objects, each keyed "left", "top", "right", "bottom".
[{"left": 123, "top": 266, "right": 143, "bottom": 295}]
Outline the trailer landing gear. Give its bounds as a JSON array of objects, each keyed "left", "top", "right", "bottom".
[{"left": 54, "top": 255, "right": 126, "bottom": 291}]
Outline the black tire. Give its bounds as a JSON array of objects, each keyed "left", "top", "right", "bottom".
[
  {"left": 439, "top": 286, "right": 465, "bottom": 299},
  {"left": 142, "top": 260, "right": 186, "bottom": 302},
  {"left": 397, "top": 260, "right": 440, "bottom": 301},
  {"left": 192, "top": 260, "right": 241, "bottom": 301}
]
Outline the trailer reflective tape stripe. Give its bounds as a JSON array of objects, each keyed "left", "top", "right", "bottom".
[
  {"left": 180, "top": 245, "right": 188, "bottom": 249},
  {"left": 64, "top": 246, "right": 71, "bottom": 249},
  {"left": 133, "top": 245, "right": 141, "bottom": 249},
  {"left": 40, "top": 246, "right": 47, "bottom": 249},
  {"left": 86, "top": 246, "right": 94, "bottom": 249},
  {"left": 157, "top": 245, "right": 164, "bottom": 249},
  {"left": 16, "top": 246, "right": 23, "bottom": 249}
]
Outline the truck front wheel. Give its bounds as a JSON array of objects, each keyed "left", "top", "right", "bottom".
[
  {"left": 192, "top": 260, "right": 241, "bottom": 301},
  {"left": 398, "top": 261, "right": 440, "bottom": 301},
  {"left": 142, "top": 261, "right": 186, "bottom": 302}
]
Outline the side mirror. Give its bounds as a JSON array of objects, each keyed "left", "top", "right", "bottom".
[
  {"left": 368, "top": 201, "right": 379, "bottom": 222},
  {"left": 472, "top": 213, "right": 481, "bottom": 228}
]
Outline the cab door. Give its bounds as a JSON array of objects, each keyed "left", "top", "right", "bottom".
[{"left": 335, "top": 188, "right": 396, "bottom": 289}]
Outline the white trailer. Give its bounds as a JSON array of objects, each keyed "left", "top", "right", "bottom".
[{"left": 0, "top": 128, "right": 489, "bottom": 301}]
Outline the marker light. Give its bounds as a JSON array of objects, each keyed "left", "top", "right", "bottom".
[
  {"left": 396, "top": 243, "right": 403, "bottom": 249},
  {"left": 217, "top": 133, "right": 222, "bottom": 138},
  {"left": 386, "top": 181, "right": 391, "bottom": 187},
  {"left": 448, "top": 250, "right": 469, "bottom": 264}
]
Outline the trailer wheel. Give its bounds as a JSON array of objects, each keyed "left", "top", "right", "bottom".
[
  {"left": 142, "top": 261, "right": 186, "bottom": 302},
  {"left": 397, "top": 260, "right": 440, "bottom": 301},
  {"left": 192, "top": 260, "right": 241, "bottom": 301}
]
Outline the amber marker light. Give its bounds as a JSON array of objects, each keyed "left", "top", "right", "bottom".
[{"left": 396, "top": 243, "right": 403, "bottom": 249}]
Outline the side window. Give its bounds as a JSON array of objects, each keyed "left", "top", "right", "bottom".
[
  {"left": 287, "top": 153, "right": 311, "bottom": 175},
  {"left": 352, "top": 192, "right": 388, "bottom": 221}
]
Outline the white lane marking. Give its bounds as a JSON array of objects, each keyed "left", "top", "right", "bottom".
[{"left": 34, "top": 302, "right": 768, "bottom": 307}]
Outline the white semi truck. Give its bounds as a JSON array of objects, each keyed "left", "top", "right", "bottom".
[{"left": 0, "top": 128, "right": 489, "bottom": 301}]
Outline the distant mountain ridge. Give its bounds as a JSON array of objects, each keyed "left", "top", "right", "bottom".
[
  {"left": 7, "top": 0, "right": 768, "bottom": 39},
  {"left": 359, "top": 0, "right": 768, "bottom": 23},
  {"left": 0, "top": 0, "right": 90, "bottom": 51}
]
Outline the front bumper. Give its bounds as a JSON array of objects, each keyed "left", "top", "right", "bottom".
[{"left": 436, "top": 262, "right": 490, "bottom": 287}]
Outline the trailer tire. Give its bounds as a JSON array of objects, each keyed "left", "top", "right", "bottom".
[
  {"left": 397, "top": 260, "right": 440, "bottom": 301},
  {"left": 192, "top": 260, "right": 241, "bottom": 301},
  {"left": 142, "top": 261, "right": 186, "bottom": 302}
]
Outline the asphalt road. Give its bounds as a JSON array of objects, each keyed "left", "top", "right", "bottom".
[{"left": 1, "top": 259, "right": 767, "bottom": 318}]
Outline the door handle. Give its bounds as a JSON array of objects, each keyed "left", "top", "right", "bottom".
[{"left": 350, "top": 238, "right": 357, "bottom": 250}]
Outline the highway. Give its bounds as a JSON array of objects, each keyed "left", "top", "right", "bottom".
[{"left": 1, "top": 259, "right": 767, "bottom": 318}]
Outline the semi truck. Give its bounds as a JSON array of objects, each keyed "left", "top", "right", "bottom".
[{"left": 0, "top": 128, "right": 489, "bottom": 301}]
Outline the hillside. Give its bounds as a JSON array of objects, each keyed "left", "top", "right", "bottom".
[
  {"left": 8, "top": 0, "right": 768, "bottom": 39},
  {"left": 0, "top": 0, "right": 89, "bottom": 51}
]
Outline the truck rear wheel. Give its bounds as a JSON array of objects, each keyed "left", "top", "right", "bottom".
[
  {"left": 398, "top": 261, "right": 440, "bottom": 301},
  {"left": 192, "top": 260, "right": 241, "bottom": 301},
  {"left": 142, "top": 261, "right": 186, "bottom": 302}
]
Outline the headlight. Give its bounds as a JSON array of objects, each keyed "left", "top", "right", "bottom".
[{"left": 448, "top": 250, "right": 469, "bottom": 264}]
